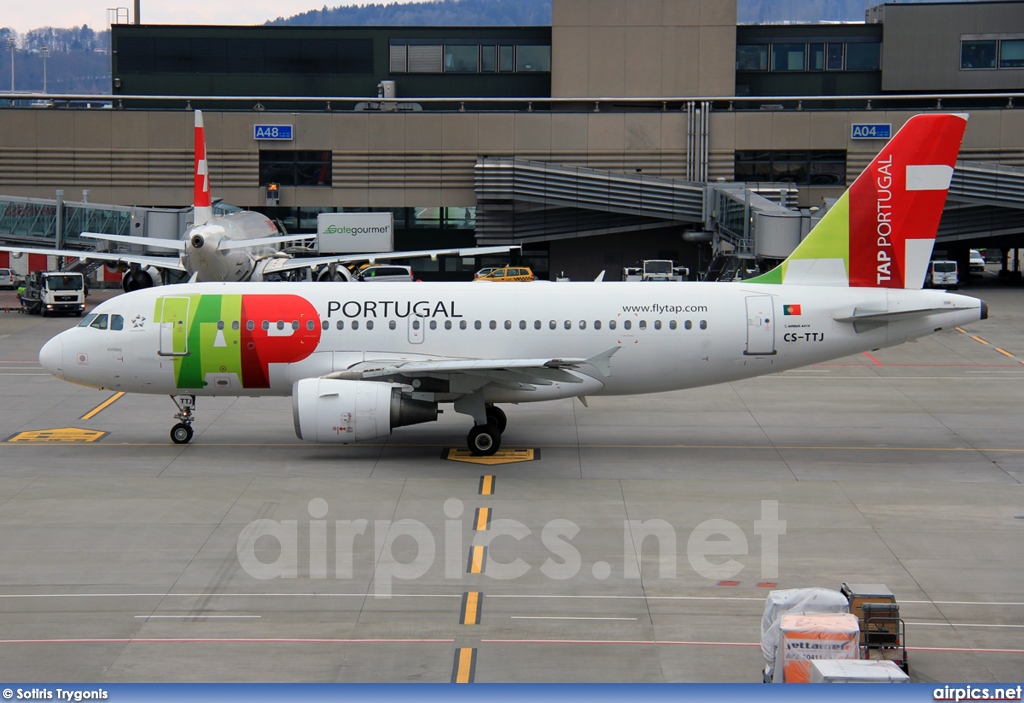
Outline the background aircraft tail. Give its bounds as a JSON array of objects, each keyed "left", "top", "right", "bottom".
[
  {"left": 747, "top": 113, "right": 967, "bottom": 289},
  {"left": 193, "top": 110, "right": 214, "bottom": 226}
]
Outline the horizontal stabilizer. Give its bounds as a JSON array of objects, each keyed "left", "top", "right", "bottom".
[
  {"left": 217, "top": 234, "right": 315, "bottom": 252},
  {"left": 834, "top": 304, "right": 978, "bottom": 323}
]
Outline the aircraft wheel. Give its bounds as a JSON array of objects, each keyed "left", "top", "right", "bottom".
[
  {"left": 467, "top": 423, "right": 501, "bottom": 456},
  {"left": 170, "top": 423, "right": 194, "bottom": 444},
  {"left": 485, "top": 405, "right": 507, "bottom": 433}
]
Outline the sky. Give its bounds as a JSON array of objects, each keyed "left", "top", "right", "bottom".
[{"left": 5, "top": 1, "right": 395, "bottom": 35}]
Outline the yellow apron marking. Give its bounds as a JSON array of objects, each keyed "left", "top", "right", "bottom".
[
  {"left": 971, "top": 335, "right": 990, "bottom": 345},
  {"left": 461, "top": 591, "right": 482, "bottom": 625},
  {"left": 446, "top": 448, "right": 538, "bottom": 465},
  {"left": 7, "top": 428, "right": 108, "bottom": 443},
  {"left": 468, "top": 545, "right": 486, "bottom": 574},
  {"left": 81, "top": 392, "right": 125, "bottom": 420},
  {"left": 479, "top": 475, "right": 495, "bottom": 495},
  {"left": 451, "top": 647, "right": 477, "bottom": 683},
  {"left": 995, "top": 348, "right": 1015, "bottom": 358},
  {"left": 474, "top": 507, "right": 491, "bottom": 531}
]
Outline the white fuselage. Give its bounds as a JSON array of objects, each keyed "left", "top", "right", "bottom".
[
  {"left": 39, "top": 281, "right": 985, "bottom": 402},
  {"left": 181, "top": 211, "right": 281, "bottom": 283}
]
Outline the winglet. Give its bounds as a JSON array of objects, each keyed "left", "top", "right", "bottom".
[
  {"left": 747, "top": 113, "right": 968, "bottom": 289},
  {"left": 193, "top": 110, "right": 213, "bottom": 226}
]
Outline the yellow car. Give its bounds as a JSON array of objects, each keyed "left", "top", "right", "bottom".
[{"left": 474, "top": 266, "right": 535, "bottom": 282}]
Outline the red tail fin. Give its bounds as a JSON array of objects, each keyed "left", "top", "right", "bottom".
[{"left": 193, "top": 110, "right": 213, "bottom": 226}]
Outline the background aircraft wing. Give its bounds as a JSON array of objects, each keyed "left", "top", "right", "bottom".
[
  {"left": 0, "top": 244, "right": 186, "bottom": 272},
  {"left": 261, "top": 245, "right": 522, "bottom": 274},
  {"left": 81, "top": 232, "right": 186, "bottom": 251}
]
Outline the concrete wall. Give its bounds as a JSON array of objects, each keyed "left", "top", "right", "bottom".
[
  {"left": 880, "top": 2, "right": 1024, "bottom": 92},
  {"left": 551, "top": 0, "right": 736, "bottom": 98}
]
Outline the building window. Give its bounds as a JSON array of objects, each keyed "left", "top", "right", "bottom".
[
  {"left": 808, "top": 43, "right": 825, "bottom": 71},
  {"left": 1002, "top": 39, "right": 1024, "bottom": 68},
  {"left": 445, "top": 45, "right": 479, "bottom": 72},
  {"left": 516, "top": 45, "right": 550, "bottom": 72},
  {"left": 736, "top": 44, "right": 768, "bottom": 71},
  {"left": 826, "top": 43, "right": 844, "bottom": 70},
  {"left": 771, "top": 43, "right": 805, "bottom": 71},
  {"left": 846, "top": 42, "right": 880, "bottom": 71},
  {"left": 499, "top": 45, "right": 515, "bottom": 72},
  {"left": 962, "top": 40, "right": 997, "bottom": 69},
  {"left": 735, "top": 150, "right": 847, "bottom": 186},
  {"left": 408, "top": 44, "right": 444, "bottom": 72},
  {"left": 481, "top": 45, "right": 496, "bottom": 72},
  {"left": 259, "top": 151, "right": 332, "bottom": 187}
]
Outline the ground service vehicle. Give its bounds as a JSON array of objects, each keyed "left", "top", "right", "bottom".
[
  {"left": 841, "top": 582, "right": 909, "bottom": 673},
  {"left": 926, "top": 260, "right": 958, "bottom": 289},
  {"left": 622, "top": 260, "right": 689, "bottom": 281},
  {"left": 970, "top": 249, "right": 986, "bottom": 273},
  {"left": 0, "top": 268, "right": 21, "bottom": 289},
  {"left": 474, "top": 266, "right": 535, "bottom": 282},
  {"left": 21, "top": 271, "right": 86, "bottom": 316}
]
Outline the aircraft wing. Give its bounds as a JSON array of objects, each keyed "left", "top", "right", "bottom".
[
  {"left": 263, "top": 245, "right": 521, "bottom": 274},
  {"left": 326, "top": 348, "right": 619, "bottom": 388},
  {"left": 0, "top": 244, "right": 186, "bottom": 271},
  {"left": 81, "top": 232, "right": 186, "bottom": 251}
]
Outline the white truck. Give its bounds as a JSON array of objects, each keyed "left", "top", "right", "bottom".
[
  {"left": 20, "top": 271, "right": 87, "bottom": 316},
  {"left": 622, "top": 259, "right": 690, "bottom": 282}
]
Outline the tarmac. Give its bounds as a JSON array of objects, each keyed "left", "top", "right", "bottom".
[{"left": 0, "top": 280, "right": 1021, "bottom": 683}]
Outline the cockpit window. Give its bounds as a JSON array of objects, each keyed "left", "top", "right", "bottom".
[
  {"left": 78, "top": 314, "right": 97, "bottom": 328},
  {"left": 111, "top": 314, "right": 124, "bottom": 331},
  {"left": 89, "top": 314, "right": 109, "bottom": 330}
]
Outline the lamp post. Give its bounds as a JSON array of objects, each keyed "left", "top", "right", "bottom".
[
  {"left": 7, "top": 37, "right": 14, "bottom": 93},
  {"left": 41, "top": 46, "right": 48, "bottom": 93}
]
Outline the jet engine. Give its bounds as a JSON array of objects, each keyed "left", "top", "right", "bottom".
[
  {"left": 292, "top": 378, "right": 438, "bottom": 443},
  {"left": 122, "top": 265, "right": 163, "bottom": 292}
]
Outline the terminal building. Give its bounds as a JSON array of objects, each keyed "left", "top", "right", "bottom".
[{"left": 0, "top": 0, "right": 1022, "bottom": 281}]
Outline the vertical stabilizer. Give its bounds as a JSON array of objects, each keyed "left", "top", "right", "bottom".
[
  {"left": 193, "top": 110, "right": 214, "bottom": 226},
  {"left": 747, "top": 113, "right": 967, "bottom": 289}
]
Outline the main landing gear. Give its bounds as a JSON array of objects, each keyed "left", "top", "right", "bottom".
[
  {"left": 465, "top": 404, "right": 507, "bottom": 457},
  {"left": 170, "top": 394, "right": 196, "bottom": 444}
]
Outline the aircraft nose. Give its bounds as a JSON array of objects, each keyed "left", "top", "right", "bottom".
[{"left": 39, "top": 335, "right": 64, "bottom": 379}]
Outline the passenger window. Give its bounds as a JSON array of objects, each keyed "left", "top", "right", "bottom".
[
  {"left": 277, "top": 321, "right": 285, "bottom": 331},
  {"left": 217, "top": 321, "right": 224, "bottom": 331},
  {"left": 90, "top": 314, "right": 108, "bottom": 330},
  {"left": 322, "top": 320, "right": 329, "bottom": 331},
  {"left": 352, "top": 321, "right": 360, "bottom": 330},
  {"left": 111, "top": 314, "right": 124, "bottom": 331},
  {"left": 306, "top": 320, "right": 315, "bottom": 331},
  {"left": 579, "top": 321, "right": 586, "bottom": 330},
  {"left": 623, "top": 320, "right": 632, "bottom": 330},
  {"left": 429, "top": 320, "right": 437, "bottom": 330},
  {"left": 519, "top": 320, "right": 527, "bottom": 330},
  {"left": 367, "top": 320, "right": 374, "bottom": 330},
  {"left": 489, "top": 320, "right": 497, "bottom": 330},
  {"left": 247, "top": 320, "right": 255, "bottom": 331},
  {"left": 549, "top": 320, "right": 556, "bottom": 330},
  {"left": 413, "top": 320, "right": 420, "bottom": 330},
  {"left": 475, "top": 321, "right": 482, "bottom": 330},
  {"left": 460, "top": 320, "right": 467, "bottom": 330},
  {"left": 262, "top": 321, "right": 270, "bottom": 331},
  {"left": 684, "top": 320, "right": 692, "bottom": 330},
  {"left": 639, "top": 320, "right": 647, "bottom": 330},
  {"left": 389, "top": 320, "right": 397, "bottom": 330},
  {"left": 594, "top": 320, "right": 602, "bottom": 330},
  {"left": 564, "top": 320, "right": 571, "bottom": 330},
  {"left": 291, "top": 321, "right": 299, "bottom": 331},
  {"left": 232, "top": 321, "right": 240, "bottom": 331},
  {"left": 504, "top": 320, "right": 512, "bottom": 330},
  {"left": 534, "top": 320, "right": 542, "bottom": 330},
  {"left": 700, "top": 320, "right": 708, "bottom": 330},
  {"left": 609, "top": 320, "right": 617, "bottom": 330},
  {"left": 337, "top": 321, "right": 345, "bottom": 330},
  {"left": 445, "top": 320, "right": 452, "bottom": 330},
  {"left": 654, "top": 320, "right": 662, "bottom": 330}
]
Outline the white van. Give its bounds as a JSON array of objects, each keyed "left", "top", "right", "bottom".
[{"left": 926, "top": 260, "right": 958, "bottom": 289}]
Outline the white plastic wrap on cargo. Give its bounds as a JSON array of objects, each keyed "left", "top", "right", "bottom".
[
  {"left": 810, "top": 659, "right": 910, "bottom": 683},
  {"left": 761, "top": 587, "right": 850, "bottom": 682}
]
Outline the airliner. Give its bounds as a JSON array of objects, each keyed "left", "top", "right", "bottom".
[
  {"left": 38, "top": 113, "right": 985, "bottom": 455},
  {"left": 1, "top": 110, "right": 513, "bottom": 290}
]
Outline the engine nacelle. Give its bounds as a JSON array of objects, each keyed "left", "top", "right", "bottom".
[
  {"left": 122, "top": 266, "right": 162, "bottom": 292},
  {"left": 292, "top": 378, "right": 437, "bottom": 443}
]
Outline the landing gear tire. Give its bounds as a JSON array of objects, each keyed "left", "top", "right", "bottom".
[
  {"left": 485, "top": 405, "right": 507, "bottom": 433},
  {"left": 170, "top": 422, "right": 194, "bottom": 444},
  {"left": 468, "top": 423, "right": 501, "bottom": 456}
]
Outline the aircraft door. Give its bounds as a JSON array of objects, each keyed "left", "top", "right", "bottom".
[
  {"left": 408, "top": 315, "right": 425, "bottom": 344},
  {"left": 744, "top": 295, "right": 776, "bottom": 356},
  {"left": 158, "top": 296, "right": 191, "bottom": 356}
]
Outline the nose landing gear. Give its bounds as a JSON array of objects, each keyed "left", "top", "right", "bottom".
[{"left": 170, "top": 394, "right": 196, "bottom": 444}]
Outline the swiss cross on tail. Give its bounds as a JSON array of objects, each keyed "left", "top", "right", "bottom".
[{"left": 747, "top": 113, "right": 967, "bottom": 289}]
